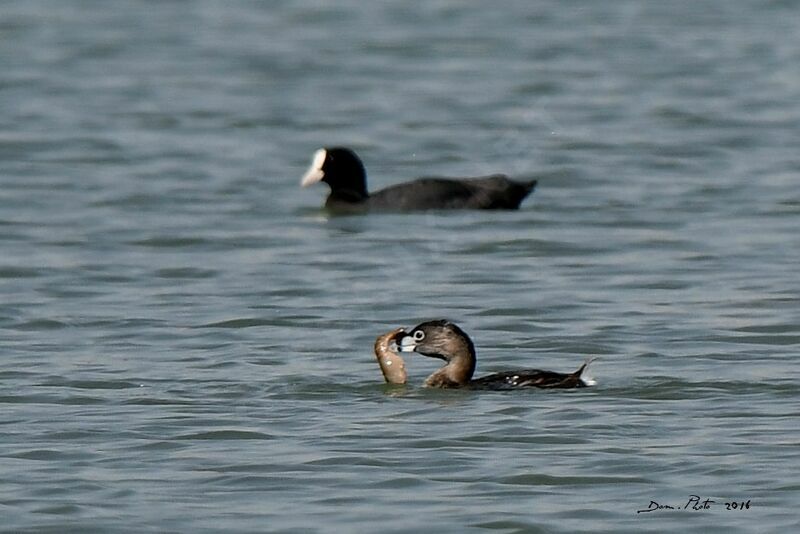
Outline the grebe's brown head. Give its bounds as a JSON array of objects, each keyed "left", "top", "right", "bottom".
[
  {"left": 397, "top": 320, "right": 476, "bottom": 362},
  {"left": 398, "top": 320, "right": 477, "bottom": 386}
]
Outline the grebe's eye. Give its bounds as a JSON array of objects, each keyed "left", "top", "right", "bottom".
[{"left": 413, "top": 330, "right": 425, "bottom": 341}]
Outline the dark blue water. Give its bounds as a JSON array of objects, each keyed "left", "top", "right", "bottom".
[{"left": 2, "top": 1, "right": 799, "bottom": 532}]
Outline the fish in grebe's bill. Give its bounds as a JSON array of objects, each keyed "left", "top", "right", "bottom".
[{"left": 373, "top": 328, "right": 408, "bottom": 385}]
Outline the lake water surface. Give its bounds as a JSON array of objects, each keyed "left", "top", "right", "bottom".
[{"left": 1, "top": 1, "right": 799, "bottom": 532}]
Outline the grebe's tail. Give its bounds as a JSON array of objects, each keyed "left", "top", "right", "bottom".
[{"left": 573, "top": 357, "right": 597, "bottom": 387}]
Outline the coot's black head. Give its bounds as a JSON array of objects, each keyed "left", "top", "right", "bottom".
[
  {"left": 397, "top": 320, "right": 476, "bottom": 362},
  {"left": 300, "top": 147, "right": 369, "bottom": 202}
]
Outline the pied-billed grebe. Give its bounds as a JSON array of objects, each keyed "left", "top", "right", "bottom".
[
  {"left": 397, "top": 320, "right": 595, "bottom": 389},
  {"left": 300, "top": 147, "right": 537, "bottom": 213},
  {"left": 374, "top": 328, "right": 408, "bottom": 385}
]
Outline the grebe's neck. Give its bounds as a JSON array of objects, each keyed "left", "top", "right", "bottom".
[{"left": 423, "top": 335, "right": 476, "bottom": 387}]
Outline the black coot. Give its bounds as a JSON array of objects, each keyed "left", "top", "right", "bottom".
[{"left": 300, "top": 147, "right": 537, "bottom": 212}]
